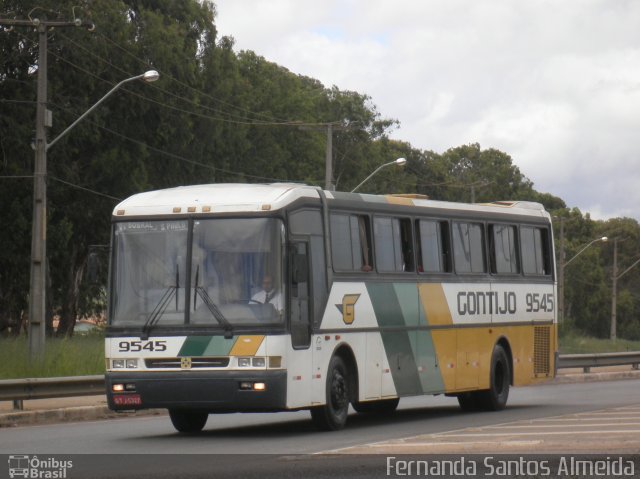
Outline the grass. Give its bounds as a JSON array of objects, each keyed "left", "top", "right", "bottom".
[
  {"left": 0, "top": 333, "right": 105, "bottom": 379},
  {"left": 558, "top": 333, "right": 640, "bottom": 354},
  {"left": 1, "top": 329, "right": 639, "bottom": 378}
]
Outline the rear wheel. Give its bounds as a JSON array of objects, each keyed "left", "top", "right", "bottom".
[
  {"left": 310, "top": 356, "right": 350, "bottom": 431},
  {"left": 169, "top": 410, "right": 208, "bottom": 433},
  {"left": 353, "top": 398, "right": 399, "bottom": 414},
  {"left": 456, "top": 392, "right": 480, "bottom": 411},
  {"left": 479, "top": 344, "right": 510, "bottom": 410}
]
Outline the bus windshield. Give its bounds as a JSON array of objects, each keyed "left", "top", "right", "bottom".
[{"left": 110, "top": 217, "right": 285, "bottom": 329}]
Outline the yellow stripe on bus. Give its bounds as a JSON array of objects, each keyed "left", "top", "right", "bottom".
[
  {"left": 419, "top": 283, "right": 453, "bottom": 326},
  {"left": 229, "top": 335, "right": 265, "bottom": 356},
  {"left": 384, "top": 195, "right": 415, "bottom": 206}
]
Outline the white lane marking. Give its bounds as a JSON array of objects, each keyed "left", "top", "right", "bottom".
[
  {"left": 484, "top": 422, "right": 640, "bottom": 429},
  {"left": 435, "top": 430, "right": 640, "bottom": 437},
  {"left": 363, "top": 440, "right": 543, "bottom": 448}
]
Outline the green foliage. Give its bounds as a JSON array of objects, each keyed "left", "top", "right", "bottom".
[{"left": 1, "top": 0, "right": 639, "bottom": 344}]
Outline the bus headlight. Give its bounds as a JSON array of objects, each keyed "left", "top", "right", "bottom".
[
  {"left": 238, "top": 357, "right": 251, "bottom": 367},
  {"left": 126, "top": 359, "right": 138, "bottom": 369},
  {"left": 112, "top": 359, "right": 125, "bottom": 369},
  {"left": 252, "top": 357, "right": 265, "bottom": 368}
]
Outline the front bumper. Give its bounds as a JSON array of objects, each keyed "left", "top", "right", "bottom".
[{"left": 106, "top": 370, "right": 287, "bottom": 412}]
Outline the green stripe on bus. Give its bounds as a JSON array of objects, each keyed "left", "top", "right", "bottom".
[
  {"left": 367, "top": 283, "right": 423, "bottom": 396},
  {"left": 393, "top": 283, "right": 420, "bottom": 327},
  {"left": 202, "top": 336, "right": 236, "bottom": 356},
  {"left": 178, "top": 336, "right": 238, "bottom": 357},
  {"left": 414, "top": 330, "right": 445, "bottom": 393},
  {"left": 178, "top": 336, "right": 214, "bottom": 356}
]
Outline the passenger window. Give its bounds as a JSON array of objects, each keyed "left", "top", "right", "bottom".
[
  {"left": 416, "top": 219, "right": 451, "bottom": 273},
  {"left": 521, "top": 226, "right": 551, "bottom": 275},
  {"left": 490, "top": 224, "right": 519, "bottom": 274},
  {"left": 330, "top": 213, "right": 373, "bottom": 271},
  {"left": 452, "top": 222, "right": 486, "bottom": 273},
  {"left": 374, "top": 217, "right": 414, "bottom": 272}
]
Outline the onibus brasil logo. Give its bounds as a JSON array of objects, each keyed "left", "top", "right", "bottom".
[{"left": 8, "top": 455, "right": 73, "bottom": 478}]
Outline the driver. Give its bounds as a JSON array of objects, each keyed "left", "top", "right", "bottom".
[{"left": 250, "top": 274, "right": 283, "bottom": 311}]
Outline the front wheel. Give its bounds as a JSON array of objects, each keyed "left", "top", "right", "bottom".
[
  {"left": 169, "top": 409, "right": 208, "bottom": 433},
  {"left": 310, "top": 356, "right": 350, "bottom": 431}
]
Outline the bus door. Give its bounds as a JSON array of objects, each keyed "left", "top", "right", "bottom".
[{"left": 290, "top": 241, "right": 311, "bottom": 349}]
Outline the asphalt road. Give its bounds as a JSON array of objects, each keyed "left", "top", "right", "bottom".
[{"left": 2, "top": 380, "right": 639, "bottom": 478}]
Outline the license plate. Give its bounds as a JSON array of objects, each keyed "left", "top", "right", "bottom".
[{"left": 113, "top": 394, "right": 142, "bottom": 406}]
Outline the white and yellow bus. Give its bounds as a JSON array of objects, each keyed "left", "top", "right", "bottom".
[{"left": 105, "top": 183, "right": 557, "bottom": 432}]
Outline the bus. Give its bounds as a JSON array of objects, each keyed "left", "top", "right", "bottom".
[{"left": 105, "top": 183, "right": 557, "bottom": 432}]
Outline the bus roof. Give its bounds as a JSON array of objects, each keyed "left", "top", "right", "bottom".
[
  {"left": 113, "top": 183, "right": 550, "bottom": 220},
  {"left": 113, "top": 183, "right": 321, "bottom": 217}
]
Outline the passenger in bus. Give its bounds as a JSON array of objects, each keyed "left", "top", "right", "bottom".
[{"left": 250, "top": 274, "right": 283, "bottom": 311}]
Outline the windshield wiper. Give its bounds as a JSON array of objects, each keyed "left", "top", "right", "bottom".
[
  {"left": 193, "top": 265, "right": 233, "bottom": 337},
  {"left": 141, "top": 265, "right": 180, "bottom": 339}
]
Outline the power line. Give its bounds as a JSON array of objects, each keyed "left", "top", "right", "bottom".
[
  {"left": 56, "top": 32, "right": 293, "bottom": 126},
  {"left": 46, "top": 99, "right": 303, "bottom": 183},
  {"left": 95, "top": 31, "right": 304, "bottom": 124},
  {"left": 50, "top": 175, "right": 122, "bottom": 201}
]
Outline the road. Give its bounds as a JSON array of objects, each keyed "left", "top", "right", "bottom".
[{"left": 1, "top": 380, "right": 639, "bottom": 478}]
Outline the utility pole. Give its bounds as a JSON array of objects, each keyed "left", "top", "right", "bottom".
[
  {"left": 299, "top": 122, "right": 348, "bottom": 191},
  {"left": 610, "top": 238, "right": 618, "bottom": 340},
  {"left": 0, "top": 16, "right": 94, "bottom": 360},
  {"left": 557, "top": 217, "right": 565, "bottom": 323}
]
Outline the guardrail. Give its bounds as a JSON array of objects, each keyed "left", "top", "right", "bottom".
[
  {"left": 557, "top": 351, "right": 640, "bottom": 373},
  {"left": 0, "top": 375, "right": 105, "bottom": 410},
  {"left": 2, "top": 353, "right": 639, "bottom": 410}
]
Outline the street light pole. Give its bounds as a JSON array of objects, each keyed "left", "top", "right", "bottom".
[
  {"left": 610, "top": 238, "right": 640, "bottom": 340},
  {"left": 351, "top": 157, "right": 407, "bottom": 193},
  {"left": 558, "top": 235, "right": 608, "bottom": 325},
  {"left": 27, "top": 63, "right": 158, "bottom": 360}
]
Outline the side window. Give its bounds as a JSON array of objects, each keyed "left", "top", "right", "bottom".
[
  {"left": 452, "top": 222, "right": 486, "bottom": 273},
  {"left": 490, "top": 224, "right": 519, "bottom": 274},
  {"left": 416, "top": 219, "right": 451, "bottom": 273},
  {"left": 330, "top": 213, "right": 373, "bottom": 271},
  {"left": 374, "top": 217, "right": 414, "bottom": 272},
  {"left": 521, "top": 226, "right": 551, "bottom": 275}
]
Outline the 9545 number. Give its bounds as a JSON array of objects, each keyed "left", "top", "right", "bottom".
[
  {"left": 118, "top": 340, "right": 167, "bottom": 353},
  {"left": 525, "top": 293, "right": 554, "bottom": 313}
]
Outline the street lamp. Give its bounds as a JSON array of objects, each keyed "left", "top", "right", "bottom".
[
  {"left": 28, "top": 70, "right": 159, "bottom": 361},
  {"left": 351, "top": 157, "right": 407, "bottom": 193},
  {"left": 610, "top": 238, "right": 640, "bottom": 340},
  {"left": 558, "top": 236, "right": 608, "bottom": 323}
]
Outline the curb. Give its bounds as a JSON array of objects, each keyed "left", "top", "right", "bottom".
[
  {"left": 2, "top": 370, "right": 638, "bottom": 428},
  {"left": 0, "top": 405, "right": 165, "bottom": 428}
]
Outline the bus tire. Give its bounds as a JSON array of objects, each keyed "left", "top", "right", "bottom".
[
  {"left": 353, "top": 398, "right": 399, "bottom": 414},
  {"left": 310, "top": 355, "right": 350, "bottom": 431},
  {"left": 456, "top": 392, "right": 480, "bottom": 412},
  {"left": 169, "top": 409, "right": 208, "bottom": 433},
  {"left": 479, "top": 344, "right": 510, "bottom": 411}
]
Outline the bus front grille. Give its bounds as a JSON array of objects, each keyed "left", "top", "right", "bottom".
[
  {"left": 533, "top": 326, "right": 551, "bottom": 375},
  {"left": 145, "top": 357, "right": 230, "bottom": 369}
]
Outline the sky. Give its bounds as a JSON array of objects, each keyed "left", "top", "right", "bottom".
[{"left": 214, "top": 0, "right": 640, "bottom": 221}]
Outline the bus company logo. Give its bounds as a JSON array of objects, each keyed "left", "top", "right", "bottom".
[
  {"left": 8, "top": 455, "right": 73, "bottom": 478},
  {"left": 180, "top": 357, "right": 192, "bottom": 369},
  {"left": 336, "top": 294, "right": 361, "bottom": 325}
]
